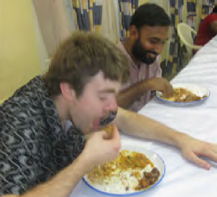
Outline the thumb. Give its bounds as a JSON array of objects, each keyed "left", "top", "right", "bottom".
[
  {"left": 112, "top": 125, "right": 120, "bottom": 141},
  {"left": 99, "top": 130, "right": 110, "bottom": 139}
]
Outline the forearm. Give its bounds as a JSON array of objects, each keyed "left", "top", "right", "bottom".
[
  {"left": 115, "top": 107, "right": 187, "bottom": 148},
  {"left": 117, "top": 81, "right": 151, "bottom": 108},
  {"left": 6, "top": 153, "right": 92, "bottom": 197}
]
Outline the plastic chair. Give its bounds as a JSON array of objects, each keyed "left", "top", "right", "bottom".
[{"left": 177, "top": 22, "right": 202, "bottom": 59}]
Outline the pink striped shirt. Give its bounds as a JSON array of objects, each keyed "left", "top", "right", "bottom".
[{"left": 117, "top": 40, "right": 162, "bottom": 111}]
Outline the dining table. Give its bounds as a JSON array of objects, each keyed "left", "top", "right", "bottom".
[{"left": 70, "top": 35, "right": 217, "bottom": 197}]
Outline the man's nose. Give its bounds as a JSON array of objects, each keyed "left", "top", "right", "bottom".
[
  {"left": 104, "top": 98, "right": 118, "bottom": 112},
  {"left": 154, "top": 43, "right": 164, "bottom": 55}
]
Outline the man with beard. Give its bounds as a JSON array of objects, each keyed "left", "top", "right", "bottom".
[{"left": 117, "top": 3, "right": 173, "bottom": 111}]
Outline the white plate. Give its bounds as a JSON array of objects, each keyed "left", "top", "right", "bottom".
[
  {"left": 156, "top": 83, "right": 210, "bottom": 105},
  {"left": 83, "top": 144, "right": 166, "bottom": 196}
]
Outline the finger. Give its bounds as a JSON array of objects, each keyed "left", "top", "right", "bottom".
[
  {"left": 185, "top": 152, "right": 211, "bottom": 170},
  {"left": 158, "top": 79, "right": 170, "bottom": 97},
  {"left": 109, "top": 125, "right": 121, "bottom": 151},
  {"left": 167, "top": 83, "right": 174, "bottom": 96},
  {"left": 92, "top": 130, "right": 108, "bottom": 140},
  {"left": 164, "top": 82, "right": 174, "bottom": 97},
  {"left": 100, "top": 130, "right": 109, "bottom": 139},
  {"left": 200, "top": 147, "right": 217, "bottom": 163},
  {"left": 111, "top": 125, "right": 120, "bottom": 141},
  {"left": 210, "top": 144, "right": 217, "bottom": 154},
  {"left": 162, "top": 87, "right": 170, "bottom": 98}
]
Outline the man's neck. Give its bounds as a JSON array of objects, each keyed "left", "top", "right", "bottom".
[{"left": 53, "top": 95, "right": 69, "bottom": 129}]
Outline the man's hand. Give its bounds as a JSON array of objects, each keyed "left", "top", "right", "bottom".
[
  {"left": 82, "top": 125, "right": 121, "bottom": 168},
  {"left": 115, "top": 108, "right": 217, "bottom": 170},
  {"left": 178, "top": 135, "right": 217, "bottom": 170},
  {"left": 145, "top": 78, "right": 173, "bottom": 98}
]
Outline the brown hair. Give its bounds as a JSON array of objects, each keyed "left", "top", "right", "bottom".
[{"left": 43, "top": 31, "right": 130, "bottom": 97}]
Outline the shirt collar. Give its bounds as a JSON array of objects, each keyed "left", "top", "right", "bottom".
[{"left": 33, "top": 76, "right": 63, "bottom": 134}]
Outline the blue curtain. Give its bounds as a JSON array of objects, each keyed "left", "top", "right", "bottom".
[
  {"left": 72, "top": 0, "right": 103, "bottom": 33},
  {"left": 167, "top": 0, "right": 184, "bottom": 74},
  {"left": 118, "top": 0, "right": 139, "bottom": 37}
]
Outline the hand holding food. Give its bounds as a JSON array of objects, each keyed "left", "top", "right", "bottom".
[
  {"left": 82, "top": 125, "right": 121, "bottom": 168},
  {"left": 146, "top": 78, "right": 174, "bottom": 98}
]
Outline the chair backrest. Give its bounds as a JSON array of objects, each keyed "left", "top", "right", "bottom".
[{"left": 177, "top": 23, "right": 202, "bottom": 58}]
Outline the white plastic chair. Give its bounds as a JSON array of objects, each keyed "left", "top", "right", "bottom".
[{"left": 177, "top": 22, "right": 202, "bottom": 59}]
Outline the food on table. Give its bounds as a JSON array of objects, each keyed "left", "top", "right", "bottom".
[
  {"left": 87, "top": 150, "right": 161, "bottom": 193},
  {"left": 162, "top": 87, "right": 207, "bottom": 102}
]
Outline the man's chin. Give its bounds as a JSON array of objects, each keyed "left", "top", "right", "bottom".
[
  {"left": 84, "top": 124, "right": 98, "bottom": 133},
  {"left": 141, "top": 58, "right": 156, "bottom": 65}
]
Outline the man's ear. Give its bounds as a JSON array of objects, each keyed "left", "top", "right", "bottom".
[
  {"left": 60, "top": 82, "right": 75, "bottom": 101},
  {"left": 129, "top": 25, "right": 139, "bottom": 40}
]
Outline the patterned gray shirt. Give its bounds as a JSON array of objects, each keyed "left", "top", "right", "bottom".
[{"left": 0, "top": 76, "right": 116, "bottom": 195}]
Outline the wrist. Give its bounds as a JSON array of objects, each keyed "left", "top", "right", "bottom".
[
  {"left": 142, "top": 79, "right": 152, "bottom": 91},
  {"left": 174, "top": 132, "right": 190, "bottom": 149},
  {"left": 78, "top": 150, "right": 96, "bottom": 173}
]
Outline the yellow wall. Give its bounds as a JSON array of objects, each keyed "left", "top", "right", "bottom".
[
  {"left": 0, "top": 0, "right": 41, "bottom": 103},
  {"left": 139, "top": 0, "right": 150, "bottom": 5}
]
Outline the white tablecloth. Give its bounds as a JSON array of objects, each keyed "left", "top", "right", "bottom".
[{"left": 71, "top": 36, "right": 217, "bottom": 197}]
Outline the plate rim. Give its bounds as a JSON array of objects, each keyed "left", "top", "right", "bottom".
[
  {"left": 156, "top": 83, "right": 210, "bottom": 104},
  {"left": 82, "top": 148, "right": 166, "bottom": 196}
]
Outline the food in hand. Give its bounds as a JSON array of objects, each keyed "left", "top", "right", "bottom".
[{"left": 102, "top": 124, "right": 114, "bottom": 139}]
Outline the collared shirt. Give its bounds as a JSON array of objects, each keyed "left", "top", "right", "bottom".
[
  {"left": 0, "top": 76, "right": 115, "bottom": 195},
  {"left": 117, "top": 40, "right": 162, "bottom": 111}
]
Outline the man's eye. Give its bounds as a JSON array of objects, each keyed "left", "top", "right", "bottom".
[
  {"left": 99, "top": 97, "right": 106, "bottom": 101},
  {"left": 150, "top": 40, "right": 158, "bottom": 44}
]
